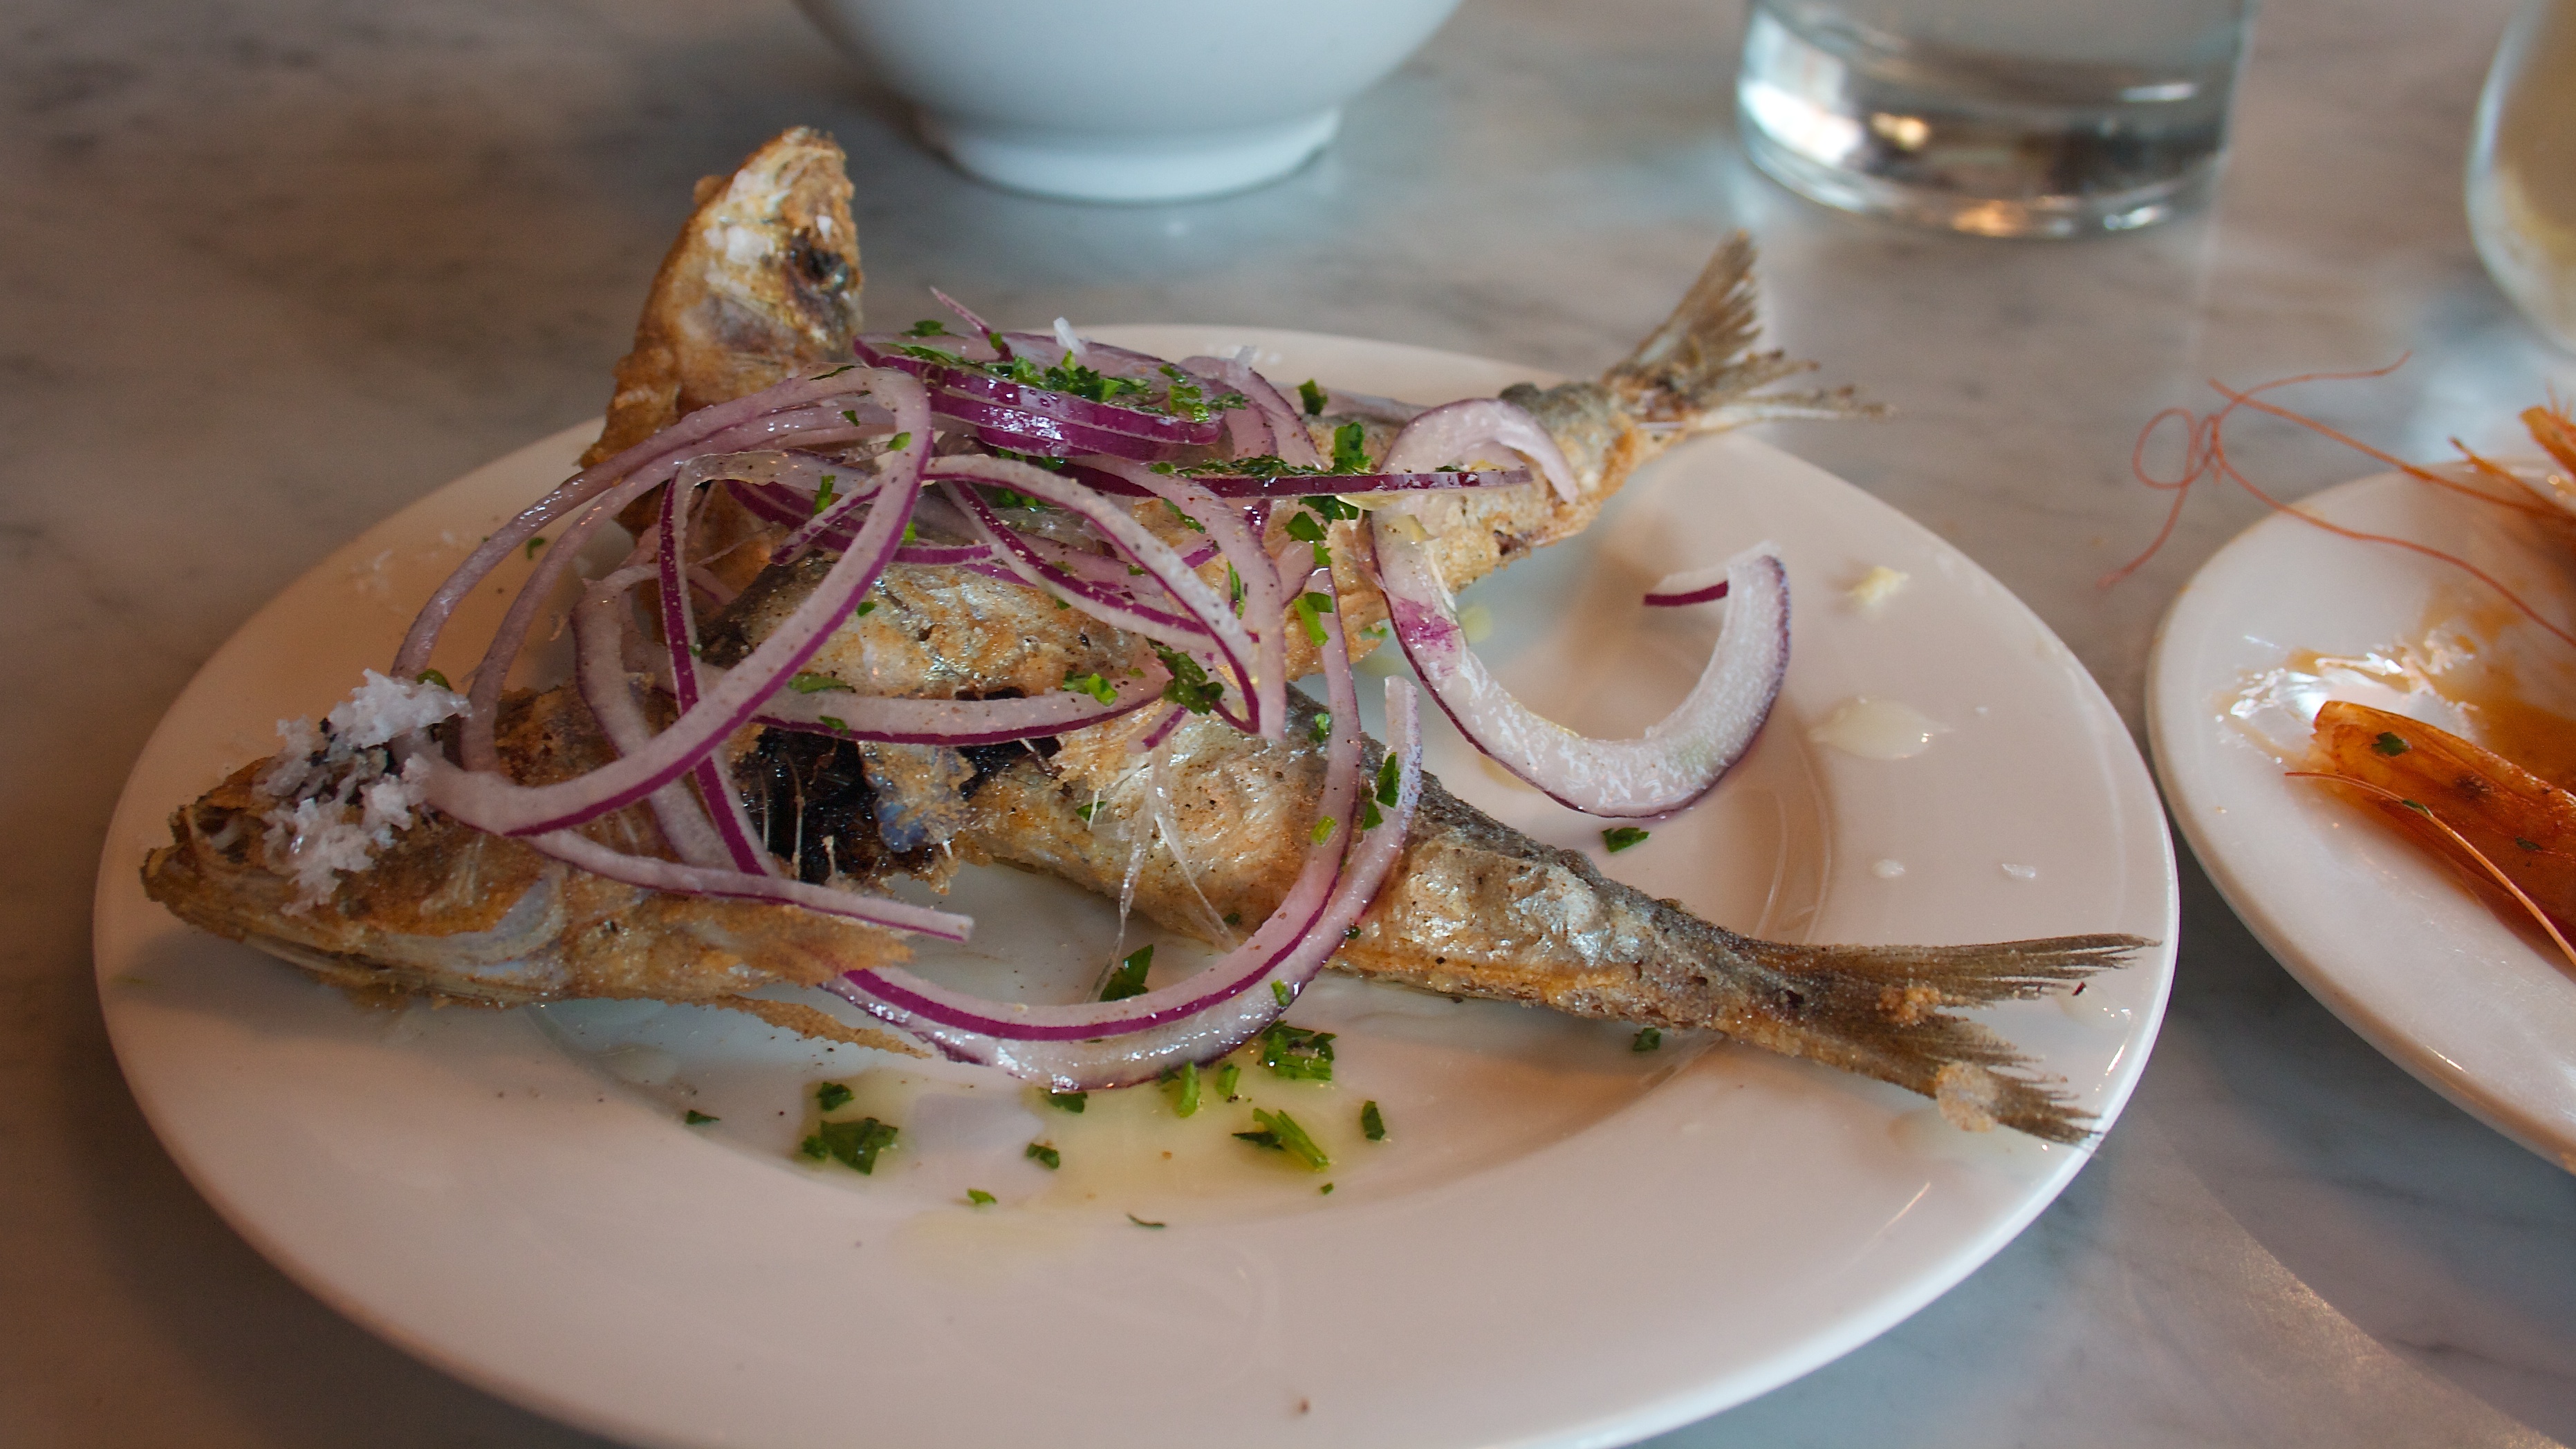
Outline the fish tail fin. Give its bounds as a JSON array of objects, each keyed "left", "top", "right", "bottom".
[
  {"left": 1601, "top": 232, "right": 1881, "bottom": 433},
  {"left": 1702, "top": 931, "right": 2151, "bottom": 1144}
]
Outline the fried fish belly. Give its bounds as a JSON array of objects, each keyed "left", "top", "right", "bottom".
[
  {"left": 141, "top": 686, "right": 915, "bottom": 1052},
  {"left": 958, "top": 696, "right": 2138, "bottom": 1144}
]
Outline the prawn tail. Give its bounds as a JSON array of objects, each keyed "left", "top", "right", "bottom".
[
  {"left": 1692, "top": 929, "right": 2152, "bottom": 1144},
  {"left": 1602, "top": 232, "right": 1882, "bottom": 433}
]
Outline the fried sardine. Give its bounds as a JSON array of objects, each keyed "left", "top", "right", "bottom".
[{"left": 142, "top": 128, "right": 2141, "bottom": 1141}]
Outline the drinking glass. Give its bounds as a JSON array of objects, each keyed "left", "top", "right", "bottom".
[
  {"left": 1735, "top": 0, "right": 2257, "bottom": 238},
  {"left": 2468, "top": 0, "right": 2576, "bottom": 352}
]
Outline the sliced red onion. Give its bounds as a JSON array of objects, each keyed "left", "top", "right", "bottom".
[
  {"left": 1321, "top": 386, "right": 1427, "bottom": 424},
  {"left": 831, "top": 613, "right": 1425, "bottom": 1088},
  {"left": 528, "top": 826, "right": 972, "bottom": 942},
  {"left": 1185, "top": 355, "right": 1322, "bottom": 469},
  {"left": 1082, "top": 456, "right": 1286, "bottom": 742},
  {"left": 1373, "top": 516, "right": 1789, "bottom": 819},
  {"left": 945, "top": 483, "right": 1216, "bottom": 656},
  {"left": 572, "top": 557, "right": 736, "bottom": 870},
  {"left": 748, "top": 667, "right": 1162, "bottom": 746},
  {"left": 1643, "top": 559, "right": 1732, "bottom": 608},
  {"left": 930, "top": 454, "right": 1272, "bottom": 736},
  {"left": 419, "top": 372, "right": 934, "bottom": 837},
  {"left": 855, "top": 340, "right": 1224, "bottom": 447},
  {"left": 1381, "top": 398, "right": 1580, "bottom": 504},
  {"left": 932, "top": 393, "right": 1192, "bottom": 462},
  {"left": 658, "top": 475, "right": 778, "bottom": 876},
  {"left": 1165, "top": 467, "right": 1529, "bottom": 497}
]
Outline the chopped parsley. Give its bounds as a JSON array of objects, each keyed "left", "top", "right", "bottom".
[
  {"left": 1127, "top": 1213, "right": 1167, "bottom": 1228},
  {"left": 2372, "top": 731, "right": 2411, "bottom": 756},
  {"left": 812, "top": 473, "right": 838, "bottom": 515},
  {"left": 1217, "top": 1062, "right": 1241, "bottom": 1101},
  {"left": 1310, "top": 815, "right": 1337, "bottom": 845},
  {"left": 1227, "top": 563, "right": 1245, "bottom": 613},
  {"left": 985, "top": 485, "right": 1051, "bottom": 510},
  {"left": 1234, "top": 1108, "right": 1331, "bottom": 1171},
  {"left": 886, "top": 431, "right": 911, "bottom": 451},
  {"left": 818, "top": 715, "right": 849, "bottom": 732},
  {"left": 1291, "top": 590, "right": 1335, "bottom": 647},
  {"left": 1297, "top": 378, "right": 1327, "bottom": 416},
  {"left": 1360, "top": 1100, "right": 1386, "bottom": 1141},
  {"left": 1258, "top": 1022, "right": 1335, "bottom": 1082},
  {"left": 1375, "top": 754, "right": 1403, "bottom": 806},
  {"left": 1162, "top": 500, "right": 1206, "bottom": 532},
  {"left": 1064, "top": 671, "right": 1118, "bottom": 704},
  {"left": 1152, "top": 645, "right": 1227, "bottom": 714},
  {"left": 526, "top": 535, "right": 547, "bottom": 558},
  {"left": 1310, "top": 710, "right": 1333, "bottom": 745},
  {"left": 1329, "top": 422, "right": 1369, "bottom": 474},
  {"left": 1272, "top": 980, "right": 1294, "bottom": 1008},
  {"left": 903, "top": 319, "right": 951, "bottom": 337},
  {"left": 1046, "top": 1090, "right": 1088, "bottom": 1113},
  {"left": 1283, "top": 509, "right": 1329, "bottom": 545},
  {"left": 2519, "top": 837, "right": 2542, "bottom": 852},
  {"left": 1319, "top": 1182, "right": 1335, "bottom": 1195},
  {"left": 1026, "top": 1141, "right": 1061, "bottom": 1170},
  {"left": 1102, "top": 944, "right": 1153, "bottom": 1002},
  {"left": 853, "top": 599, "right": 878, "bottom": 617},
  {"left": 1300, "top": 493, "right": 1365, "bottom": 521},
  {"left": 1223, "top": 911, "right": 1241, "bottom": 926},
  {"left": 802, "top": 1116, "right": 897, "bottom": 1174},
  {"left": 1632, "top": 1027, "right": 1662, "bottom": 1052},
  {"left": 1360, "top": 798, "right": 1382, "bottom": 832},
  {"left": 965, "top": 1188, "right": 997, "bottom": 1206},
  {"left": 684, "top": 1109, "right": 719, "bottom": 1125},
  {"left": 415, "top": 667, "right": 452, "bottom": 690},
  {"left": 812, "top": 362, "right": 858, "bottom": 379},
  {"left": 1602, "top": 826, "right": 1651, "bottom": 853},
  {"left": 1162, "top": 1060, "right": 1201, "bottom": 1118},
  {"left": 788, "top": 671, "right": 851, "bottom": 694},
  {"left": 816, "top": 1081, "right": 854, "bottom": 1112},
  {"left": 1075, "top": 801, "right": 1098, "bottom": 822}
]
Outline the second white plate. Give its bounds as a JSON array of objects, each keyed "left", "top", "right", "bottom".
[
  {"left": 97, "top": 327, "right": 2177, "bottom": 1449},
  {"left": 2149, "top": 467, "right": 2576, "bottom": 1169}
]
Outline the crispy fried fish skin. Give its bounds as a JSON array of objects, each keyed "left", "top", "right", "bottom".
[
  {"left": 582, "top": 127, "right": 867, "bottom": 470},
  {"left": 142, "top": 688, "right": 914, "bottom": 1049},
  {"left": 961, "top": 696, "right": 2138, "bottom": 1144}
]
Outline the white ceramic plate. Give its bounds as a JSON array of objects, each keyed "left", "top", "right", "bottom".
[
  {"left": 2149, "top": 468, "right": 2576, "bottom": 1170},
  {"left": 96, "top": 328, "right": 2176, "bottom": 1449}
]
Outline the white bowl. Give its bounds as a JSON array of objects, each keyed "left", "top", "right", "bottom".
[{"left": 795, "top": 0, "right": 1465, "bottom": 203}]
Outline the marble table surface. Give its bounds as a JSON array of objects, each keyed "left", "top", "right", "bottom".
[{"left": 8, "top": 0, "right": 2575, "bottom": 1443}]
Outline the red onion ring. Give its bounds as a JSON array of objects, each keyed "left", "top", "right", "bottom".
[
  {"left": 1381, "top": 398, "right": 1581, "bottom": 504},
  {"left": 831, "top": 601, "right": 1425, "bottom": 1088},
  {"left": 1372, "top": 516, "right": 1790, "bottom": 819}
]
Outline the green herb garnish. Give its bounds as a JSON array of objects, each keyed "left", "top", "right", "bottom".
[
  {"left": 1235, "top": 1108, "right": 1331, "bottom": 1171},
  {"left": 1310, "top": 710, "right": 1332, "bottom": 745},
  {"left": 1360, "top": 1100, "right": 1385, "bottom": 1141},
  {"left": 1602, "top": 826, "right": 1651, "bottom": 853},
  {"left": 1217, "top": 1062, "right": 1241, "bottom": 1101},
  {"left": 1329, "top": 422, "right": 1369, "bottom": 474},
  {"left": 1319, "top": 1182, "right": 1335, "bottom": 1195},
  {"left": 903, "top": 319, "right": 951, "bottom": 337},
  {"left": 1258, "top": 1022, "right": 1335, "bottom": 1082},
  {"left": 887, "top": 431, "right": 911, "bottom": 450},
  {"left": 1075, "top": 801, "right": 1098, "bottom": 822},
  {"left": 812, "top": 473, "right": 838, "bottom": 516},
  {"left": 817, "top": 1081, "right": 854, "bottom": 1112},
  {"left": 1632, "top": 1027, "right": 1662, "bottom": 1052},
  {"left": 1026, "top": 1142, "right": 1061, "bottom": 1170},
  {"left": 1163, "top": 1060, "right": 1201, "bottom": 1118},
  {"left": 965, "top": 1188, "right": 997, "bottom": 1206},
  {"left": 1127, "top": 1213, "right": 1167, "bottom": 1228},
  {"left": 818, "top": 715, "right": 849, "bottom": 731},
  {"left": 1152, "top": 644, "right": 1226, "bottom": 714},
  {"left": 1291, "top": 590, "right": 1335, "bottom": 647},
  {"left": 1375, "top": 754, "right": 1403, "bottom": 807},
  {"left": 2373, "top": 731, "right": 2411, "bottom": 756},
  {"left": 684, "top": 1110, "right": 719, "bottom": 1125},
  {"left": 416, "top": 668, "right": 452, "bottom": 690},
  {"left": 1272, "top": 980, "right": 1294, "bottom": 1008},
  {"left": 1064, "top": 671, "right": 1118, "bottom": 705},
  {"left": 812, "top": 363, "right": 858, "bottom": 379},
  {"left": 1102, "top": 944, "right": 1153, "bottom": 1002},
  {"left": 1047, "top": 1090, "right": 1088, "bottom": 1114},
  {"left": 805, "top": 1116, "right": 898, "bottom": 1174},
  {"left": 1297, "top": 378, "right": 1327, "bottom": 417},
  {"left": 789, "top": 671, "right": 851, "bottom": 694},
  {"left": 1300, "top": 494, "right": 1364, "bottom": 521},
  {"left": 1162, "top": 500, "right": 1205, "bottom": 532},
  {"left": 853, "top": 599, "right": 878, "bottom": 617},
  {"left": 526, "top": 535, "right": 547, "bottom": 558}
]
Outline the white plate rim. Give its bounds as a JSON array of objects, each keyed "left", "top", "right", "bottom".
[{"left": 95, "top": 326, "right": 2180, "bottom": 1449}]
